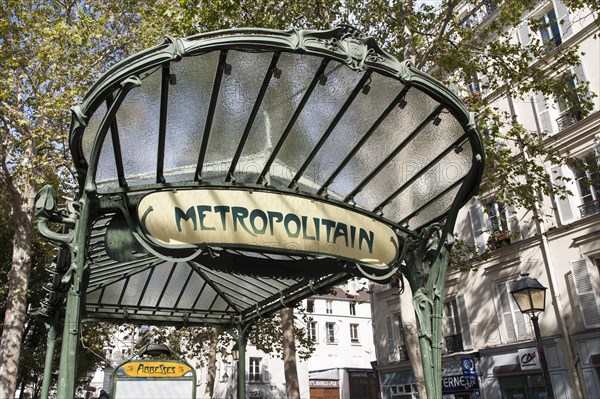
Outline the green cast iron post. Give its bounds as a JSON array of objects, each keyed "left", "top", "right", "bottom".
[
  {"left": 404, "top": 225, "right": 454, "bottom": 398},
  {"left": 41, "top": 314, "right": 60, "bottom": 399}
]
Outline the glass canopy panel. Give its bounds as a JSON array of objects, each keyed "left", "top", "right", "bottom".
[
  {"left": 163, "top": 52, "right": 220, "bottom": 182},
  {"left": 403, "top": 185, "right": 463, "bottom": 229},
  {"left": 301, "top": 73, "right": 406, "bottom": 193},
  {"left": 233, "top": 53, "right": 325, "bottom": 184},
  {"left": 99, "top": 279, "right": 126, "bottom": 305},
  {"left": 137, "top": 262, "right": 177, "bottom": 307},
  {"left": 381, "top": 144, "right": 473, "bottom": 222},
  {"left": 327, "top": 89, "right": 440, "bottom": 199},
  {"left": 156, "top": 263, "right": 192, "bottom": 308},
  {"left": 95, "top": 129, "right": 118, "bottom": 190},
  {"left": 115, "top": 67, "right": 162, "bottom": 185},
  {"left": 176, "top": 273, "right": 207, "bottom": 309},
  {"left": 353, "top": 111, "right": 466, "bottom": 211},
  {"left": 118, "top": 269, "right": 151, "bottom": 306},
  {"left": 193, "top": 283, "right": 219, "bottom": 310},
  {"left": 82, "top": 101, "right": 107, "bottom": 162},
  {"left": 275, "top": 61, "right": 365, "bottom": 187},
  {"left": 203, "top": 51, "right": 274, "bottom": 174}
]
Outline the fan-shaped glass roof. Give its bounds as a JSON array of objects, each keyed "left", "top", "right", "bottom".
[{"left": 35, "top": 26, "right": 483, "bottom": 329}]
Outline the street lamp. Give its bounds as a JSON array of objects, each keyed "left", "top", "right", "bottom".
[
  {"left": 231, "top": 343, "right": 239, "bottom": 361},
  {"left": 510, "top": 273, "right": 555, "bottom": 399}
]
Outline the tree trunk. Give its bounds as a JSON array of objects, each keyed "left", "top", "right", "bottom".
[
  {"left": 0, "top": 182, "right": 35, "bottom": 399},
  {"left": 400, "top": 285, "right": 427, "bottom": 399},
  {"left": 204, "top": 327, "right": 219, "bottom": 399},
  {"left": 281, "top": 307, "right": 300, "bottom": 399}
]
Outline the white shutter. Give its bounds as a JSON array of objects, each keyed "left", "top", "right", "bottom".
[
  {"left": 553, "top": 0, "right": 573, "bottom": 39},
  {"left": 457, "top": 295, "right": 473, "bottom": 349},
  {"left": 534, "top": 93, "right": 555, "bottom": 135},
  {"left": 468, "top": 202, "right": 486, "bottom": 253},
  {"left": 497, "top": 282, "right": 528, "bottom": 342},
  {"left": 549, "top": 165, "right": 578, "bottom": 223},
  {"left": 386, "top": 316, "right": 398, "bottom": 361},
  {"left": 497, "top": 283, "right": 517, "bottom": 341},
  {"left": 517, "top": 23, "right": 531, "bottom": 46},
  {"left": 570, "top": 258, "right": 600, "bottom": 328}
]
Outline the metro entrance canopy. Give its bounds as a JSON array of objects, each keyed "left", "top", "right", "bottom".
[{"left": 34, "top": 26, "right": 484, "bottom": 398}]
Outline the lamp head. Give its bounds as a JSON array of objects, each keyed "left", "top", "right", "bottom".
[{"left": 510, "top": 273, "right": 547, "bottom": 316}]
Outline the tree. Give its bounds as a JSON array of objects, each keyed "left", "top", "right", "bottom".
[{"left": 0, "top": 1, "right": 172, "bottom": 396}]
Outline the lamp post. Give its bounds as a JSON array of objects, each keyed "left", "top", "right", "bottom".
[
  {"left": 510, "top": 273, "right": 555, "bottom": 399},
  {"left": 232, "top": 343, "right": 244, "bottom": 398}
]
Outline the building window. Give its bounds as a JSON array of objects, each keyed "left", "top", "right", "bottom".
[
  {"left": 497, "top": 281, "right": 530, "bottom": 342},
  {"left": 350, "top": 324, "right": 360, "bottom": 343},
  {"left": 350, "top": 302, "right": 356, "bottom": 316},
  {"left": 326, "top": 300, "right": 333, "bottom": 314},
  {"left": 325, "top": 322, "right": 337, "bottom": 344},
  {"left": 538, "top": 8, "right": 562, "bottom": 51},
  {"left": 555, "top": 73, "right": 586, "bottom": 131},
  {"left": 385, "top": 315, "right": 408, "bottom": 362},
  {"left": 307, "top": 299, "right": 314, "bottom": 313},
  {"left": 484, "top": 201, "right": 521, "bottom": 250},
  {"left": 442, "top": 296, "right": 472, "bottom": 353},
  {"left": 308, "top": 320, "right": 318, "bottom": 342},
  {"left": 249, "top": 358, "right": 261, "bottom": 382},
  {"left": 572, "top": 152, "right": 600, "bottom": 218}
]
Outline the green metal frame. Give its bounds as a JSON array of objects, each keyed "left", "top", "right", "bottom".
[{"left": 33, "top": 25, "right": 484, "bottom": 399}]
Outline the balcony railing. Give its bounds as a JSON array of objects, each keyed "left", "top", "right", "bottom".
[
  {"left": 579, "top": 199, "right": 600, "bottom": 218},
  {"left": 556, "top": 109, "right": 583, "bottom": 131},
  {"left": 444, "top": 333, "right": 464, "bottom": 353}
]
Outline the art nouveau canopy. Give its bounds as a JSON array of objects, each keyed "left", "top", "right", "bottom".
[{"left": 35, "top": 25, "right": 483, "bottom": 335}]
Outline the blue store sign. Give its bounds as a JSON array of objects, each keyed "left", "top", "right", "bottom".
[
  {"left": 461, "top": 357, "right": 477, "bottom": 378},
  {"left": 442, "top": 375, "right": 480, "bottom": 393}
]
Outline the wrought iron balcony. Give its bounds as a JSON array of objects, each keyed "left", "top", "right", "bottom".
[
  {"left": 556, "top": 109, "right": 583, "bottom": 131},
  {"left": 579, "top": 199, "right": 600, "bottom": 218},
  {"left": 444, "top": 333, "right": 464, "bottom": 353}
]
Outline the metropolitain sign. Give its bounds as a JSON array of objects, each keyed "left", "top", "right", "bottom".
[{"left": 137, "top": 189, "right": 399, "bottom": 266}]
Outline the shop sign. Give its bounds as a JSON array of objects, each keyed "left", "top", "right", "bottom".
[
  {"left": 310, "top": 380, "right": 339, "bottom": 388},
  {"left": 461, "top": 357, "right": 476, "bottom": 378},
  {"left": 441, "top": 375, "right": 480, "bottom": 393},
  {"left": 138, "top": 189, "right": 399, "bottom": 266},
  {"left": 518, "top": 347, "right": 541, "bottom": 370},
  {"left": 122, "top": 361, "right": 192, "bottom": 377}
]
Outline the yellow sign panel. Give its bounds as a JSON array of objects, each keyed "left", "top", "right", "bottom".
[
  {"left": 137, "top": 189, "right": 399, "bottom": 266},
  {"left": 123, "top": 361, "right": 192, "bottom": 378}
]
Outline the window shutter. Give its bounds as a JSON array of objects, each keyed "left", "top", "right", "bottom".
[
  {"left": 570, "top": 258, "right": 600, "bottom": 328},
  {"left": 553, "top": 0, "right": 573, "bottom": 39},
  {"left": 497, "top": 283, "right": 517, "bottom": 342},
  {"left": 534, "top": 93, "right": 554, "bottom": 135},
  {"left": 468, "top": 202, "right": 486, "bottom": 253},
  {"left": 457, "top": 295, "right": 473, "bottom": 349},
  {"left": 386, "top": 316, "right": 398, "bottom": 361},
  {"left": 517, "top": 23, "right": 531, "bottom": 46},
  {"left": 550, "top": 165, "right": 578, "bottom": 223}
]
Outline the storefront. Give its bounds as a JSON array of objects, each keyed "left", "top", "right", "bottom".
[
  {"left": 479, "top": 339, "right": 573, "bottom": 399},
  {"left": 378, "top": 368, "right": 419, "bottom": 399},
  {"left": 347, "top": 369, "right": 378, "bottom": 399},
  {"left": 574, "top": 332, "right": 600, "bottom": 398},
  {"left": 441, "top": 358, "right": 481, "bottom": 399}
]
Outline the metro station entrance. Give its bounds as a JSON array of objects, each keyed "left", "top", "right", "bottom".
[{"left": 33, "top": 25, "right": 484, "bottom": 399}]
